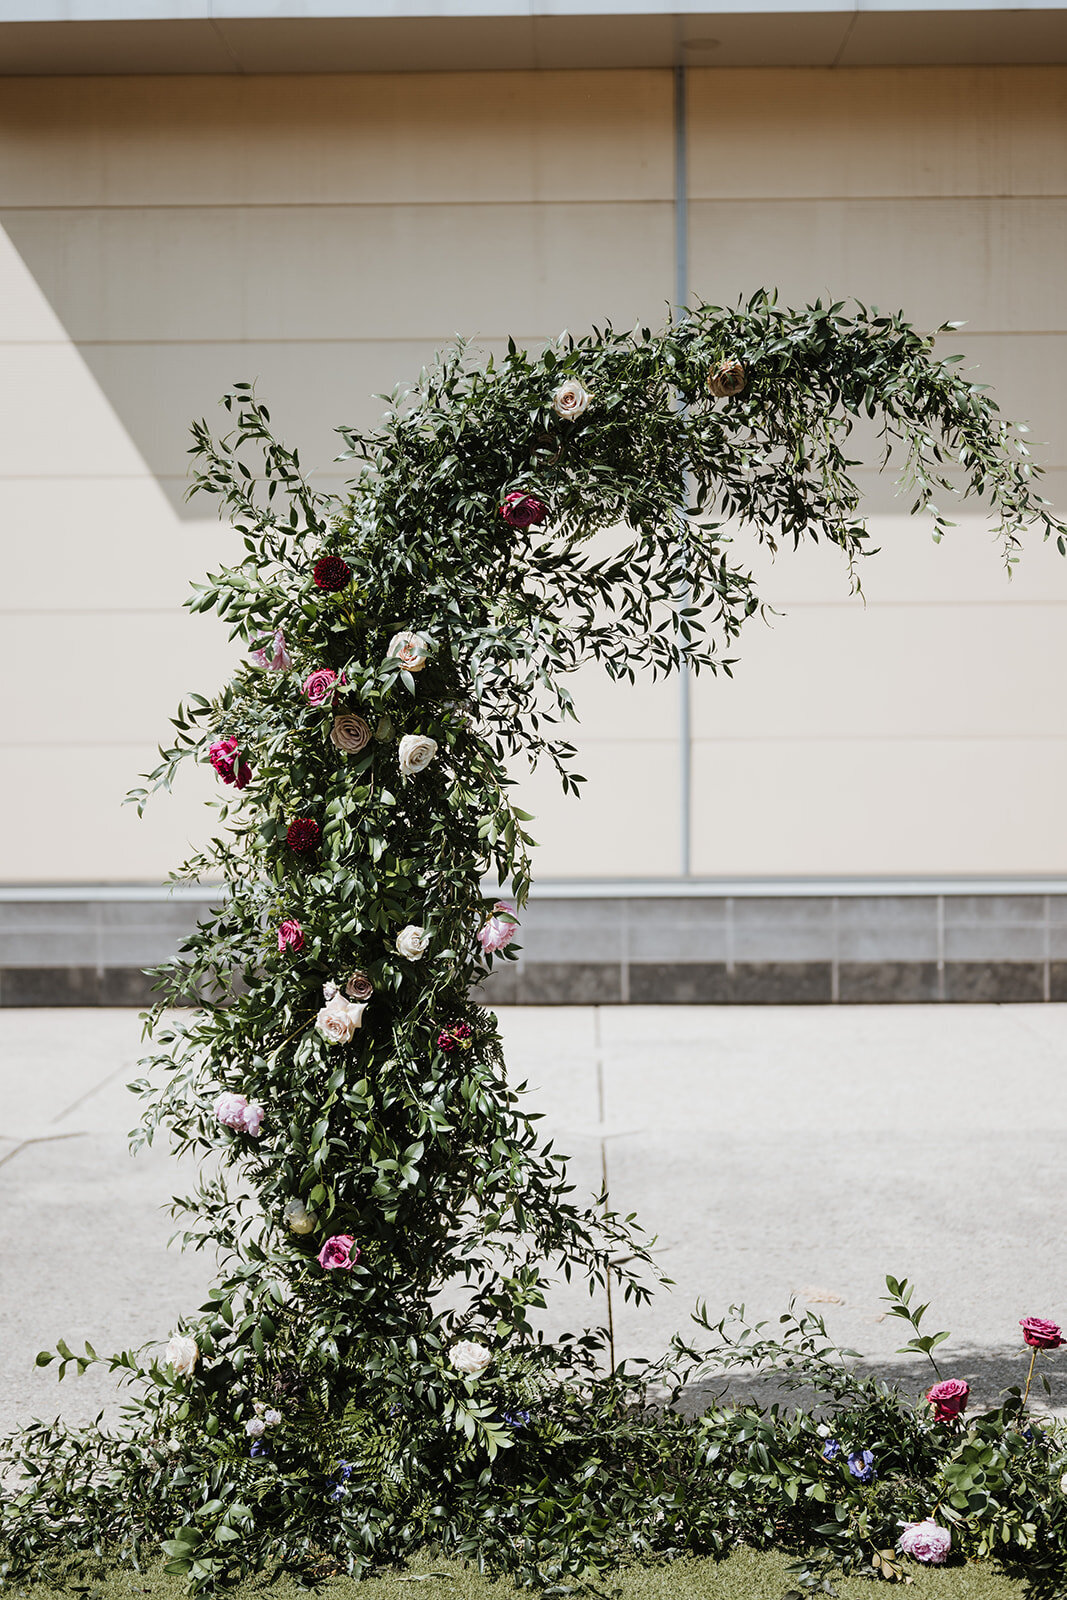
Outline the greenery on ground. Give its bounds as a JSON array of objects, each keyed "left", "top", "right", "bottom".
[{"left": 1, "top": 298, "right": 1065, "bottom": 1594}]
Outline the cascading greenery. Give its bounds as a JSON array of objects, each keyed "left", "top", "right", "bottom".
[{"left": 2, "top": 295, "right": 1066, "bottom": 1593}]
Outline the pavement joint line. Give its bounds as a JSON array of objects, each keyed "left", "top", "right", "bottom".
[
  {"left": 49, "top": 1061, "right": 131, "bottom": 1127},
  {"left": 0, "top": 1131, "right": 88, "bottom": 1170}
]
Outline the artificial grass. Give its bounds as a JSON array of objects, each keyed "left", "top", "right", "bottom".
[{"left": 15, "top": 1549, "right": 1034, "bottom": 1600}]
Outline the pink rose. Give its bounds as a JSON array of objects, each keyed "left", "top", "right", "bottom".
[
  {"left": 898, "top": 1520, "right": 951, "bottom": 1565},
  {"left": 251, "top": 628, "right": 292, "bottom": 671},
  {"left": 926, "top": 1378, "right": 969, "bottom": 1423},
  {"left": 1021, "top": 1317, "right": 1063, "bottom": 1349},
  {"left": 214, "top": 1091, "right": 249, "bottom": 1130},
  {"left": 318, "top": 1234, "right": 359, "bottom": 1271},
  {"left": 209, "top": 738, "right": 251, "bottom": 789},
  {"left": 277, "top": 919, "right": 304, "bottom": 954},
  {"left": 499, "top": 491, "right": 547, "bottom": 529},
  {"left": 478, "top": 902, "right": 518, "bottom": 955},
  {"left": 303, "top": 668, "right": 338, "bottom": 707}
]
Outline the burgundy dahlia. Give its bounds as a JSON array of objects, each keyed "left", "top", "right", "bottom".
[
  {"left": 313, "top": 556, "right": 352, "bottom": 592},
  {"left": 286, "top": 818, "right": 321, "bottom": 854},
  {"left": 437, "top": 1030, "right": 457, "bottom": 1053},
  {"left": 499, "top": 491, "right": 547, "bottom": 529}
]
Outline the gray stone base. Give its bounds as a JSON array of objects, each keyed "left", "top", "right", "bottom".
[{"left": 3, "top": 883, "right": 1067, "bottom": 1005}]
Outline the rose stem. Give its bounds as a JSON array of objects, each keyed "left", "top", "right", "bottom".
[{"left": 1021, "top": 1347, "right": 1039, "bottom": 1412}]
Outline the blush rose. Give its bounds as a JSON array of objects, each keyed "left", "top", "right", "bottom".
[{"left": 318, "top": 1234, "right": 359, "bottom": 1271}]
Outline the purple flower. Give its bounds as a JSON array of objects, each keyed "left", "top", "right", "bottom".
[
  {"left": 821, "top": 1437, "right": 841, "bottom": 1461},
  {"left": 250, "top": 1439, "right": 270, "bottom": 1459},
  {"left": 847, "top": 1449, "right": 876, "bottom": 1484},
  {"left": 503, "top": 1409, "right": 531, "bottom": 1430}
]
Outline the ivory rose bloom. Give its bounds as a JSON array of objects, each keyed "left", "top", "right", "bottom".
[
  {"left": 552, "top": 378, "right": 592, "bottom": 420},
  {"left": 898, "top": 1520, "right": 951, "bottom": 1565},
  {"left": 284, "top": 1197, "right": 317, "bottom": 1235},
  {"left": 316, "top": 991, "right": 367, "bottom": 1044},
  {"left": 165, "top": 1334, "right": 199, "bottom": 1378},
  {"left": 318, "top": 1234, "right": 359, "bottom": 1271},
  {"left": 387, "top": 632, "right": 429, "bottom": 673},
  {"left": 399, "top": 734, "right": 438, "bottom": 776},
  {"left": 396, "top": 925, "right": 429, "bottom": 961},
  {"left": 451, "top": 1340, "right": 491, "bottom": 1377}
]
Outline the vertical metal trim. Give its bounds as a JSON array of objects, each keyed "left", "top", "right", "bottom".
[{"left": 674, "top": 62, "right": 692, "bottom": 878}]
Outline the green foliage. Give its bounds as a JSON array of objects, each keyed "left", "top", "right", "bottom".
[{"left": 2, "top": 298, "right": 1064, "bottom": 1593}]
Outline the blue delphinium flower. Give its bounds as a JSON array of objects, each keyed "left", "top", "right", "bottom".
[
  {"left": 326, "top": 1458, "right": 354, "bottom": 1501},
  {"left": 820, "top": 1437, "right": 841, "bottom": 1462},
  {"left": 847, "top": 1448, "right": 876, "bottom": 1484},
  {"left": 250, "top": 1439, "right": 270, "bottom": 1460},
  {"left": 503, "top": 1409, "right": 531, "bottom": 1430}
]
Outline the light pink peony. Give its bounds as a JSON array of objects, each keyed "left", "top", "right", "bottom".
[
  {"left": 303, "top": 667, "right": 339, "bottom": 706},
  {"left": 251, "top": 628, "right": 292, "bottom": 671},
  {"left": 477, "top": 902, "right": 518, "bottom": 955},
  {"left": 214, "top": 1091, "right": 249, "bottom": 1130},
  {"left": 898, "top": 1520, "right": 951, "bottom": 1565},
  {"left": 1021, "top": 1317, "right": 1063, "bottom": 1349},
  {"left": 318, "top": 1234, "right": 359, "bottom": 1271},
  {"left": 926, "top": 1378, "right": 969, "bottom": 1423},
  {"left": 277, "top": 918, "right": 304, "bottom": 954},
  {"left": 242, "top": 1102, "right": 265, "bottom": 1138}
]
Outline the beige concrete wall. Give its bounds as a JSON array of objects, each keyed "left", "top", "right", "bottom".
[{"left": 0, "top": 66, "right": 1064, "bottom": 881}]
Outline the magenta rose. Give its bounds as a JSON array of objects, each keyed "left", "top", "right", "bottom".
[
  {"left": 317, "top": 1234, "right": 359, "bottom": 1271},
  {"left": 277, "top": 919, "right": 304, "bottom": 954},
  {"left": 499, "top": 491, "right": 547, "bottom": 529},
  {"left": 1021, "top": 1317, "right": 1063, "bottom": 1349},
  {"left": 303, "top": 668, "right": 339, "bottom": 707},
  {"left": 898, "top": 1520, "right": 951, "bottom": 1565},
  {"left": 926, "top": 1378, "right": 969, "bottom": 1423},
  {"left": 209, "top": 738, "right": 252, "bottom": 789}
]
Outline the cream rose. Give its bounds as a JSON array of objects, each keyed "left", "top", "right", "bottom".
[
  {"left": 387, "top": 631, "right": 429, "bottom": 673},
  {"left": 165, "top": 1334, "right": 199, "bottom": 1378},
  {"left": 330, "top": 713, "right": 372, "bottom": 754},
  {"left": 552, "top": 378, "right": 591, "bottom": 420},
  {"left": 450, "top": 1339, "right": 491, "bottom": 1377},
  {"left": 399, "top": 733, "right": 438, "bottom": 777},
  {"left": 315, "top": 991, "right": 367, "bottom": 1044},
  {"left": 396, "top": 924, "right": 429, "bottom": 961},
  {"left": 283, "top": 1197, "right": 318, "bottom": 1235}
]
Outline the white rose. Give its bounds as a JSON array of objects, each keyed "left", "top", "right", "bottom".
[
  {"left": 552, "top": 378, "right": 591, "bottom": 420},
  {"left": 315, "top": 992, "right": 367, "bottom": 1045},
  {"left": 245, "top": 1417, "right": 267, "bottom": 1438},
  {"left": 386, "top": 631, "right": 429, "bottom": 673},
  {"left": 1060, "top": 1469, "right": 1067, "bottom": 1495},
  {"left": 399, "top": 734, "right": 438, "bottom": 777},
  {"left": 396, "top": 924, "right": 429, "bottom": 961},
  {"left": 284, "top": 1197, "right": 318, "bottom": 1235},
  {"left": 263, "top": 1408, "right": 282, "bottom": 1428},
  {"left": 451, "top": 1339, "right": 492, "bottom": 1377},
  {"left": 166, "top": 1334, "right": 199, "bottom": 1378}
]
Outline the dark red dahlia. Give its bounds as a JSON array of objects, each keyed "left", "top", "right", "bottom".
[
  {"left": 453, "top": 1022, "right": 472, "bottom": 1041},
  {"left": 286, "top": 817, "right": 321, "bottom": 854},
  {"left": 437, "top": 1030, "right": 457, "bottom": 1053},
  {"left": 313, "top": 555, "right": 352, "bottom": 592}
]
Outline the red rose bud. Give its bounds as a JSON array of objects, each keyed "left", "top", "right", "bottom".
[
  {"left": 1021, "top": 1317, "right": 1063, "bottom": 1349},
  {"left": 926, "top": 1378, "right": 969, "bottom": 1423},
  {"left": 313, "top": 556, "right": 352, "bottom": 592},
  {"left": 286, "top": 818, "right": 321, "bottom": 854},
  {"left": 500, "top": 491, "right": 547, "bottom": 529}
]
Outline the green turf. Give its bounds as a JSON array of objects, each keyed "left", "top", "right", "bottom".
[{"left": 14, "top": 1549, "right": 1035, "bottom": 1600}]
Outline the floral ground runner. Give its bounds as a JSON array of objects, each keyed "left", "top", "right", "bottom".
[{"left": 2, "top": 297, "right": 1067, "bottom": 1593}]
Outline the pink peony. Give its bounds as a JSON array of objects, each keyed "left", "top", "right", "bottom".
[
  {"left": 1021, "top": 1317, "right": 1063, "bottom": 1349},
  {"left": 303, "top": 667, "right": 339, "bottom": 706},
  {"left": 499, "top": 491, "right": 547, "bottom": 529},
  {"left": 242, "top": 1102, "right": 265, "bottom": 1138},
  {"left": 926, "top": 1378, "right": 969, "bottom": 1423},
  {"left": 318, "top": 1234, "right": 359, "bottom": 1271},
  {"left": 209, "top": 737, "right": 251, "bottom": 790},
  {"left": 478, "top": 902, "right": 518, "bottom": 955},
  {"left": 214, "top": 1091, "right": 249, "bottom": 1130},
  {"left": 277, "top": 918, "right": 304, "bottom": 953},
  {"left": 898, "top": 1520, "right": 951, "bottom": 1565},
  {"left": 250, "top": 628, "right": 292, "bottom": 671}
]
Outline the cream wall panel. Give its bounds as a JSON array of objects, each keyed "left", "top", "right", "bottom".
[
  {"left": 0, "top": 72, "right": 673, "bottom": 208},
  {"left": 1, "top": 201, "right": 674, "bottom": 343},
  {"left": 511, "top": 739, "right": 680, "bottom": 879},
  {"left": 0, "top": 226, "right": 66, "bottom": 341},
  {"left": 692, "top": 603, "right": 1067, "bottom": 741},
  {"left": 689, "top": 198, "right": 1067, "bottom": 334},
  {"left": 0, "top": 341, "right": 146, "bottom": 477},
  {"left": 690, "top": 738, "right": 1067, "bottom": 876},
  {"left": 549, "top": 661, "right": 679, "bottom": 742},
  {"left": 689, "top": 67, "right": 1067, "bottom": 199}
]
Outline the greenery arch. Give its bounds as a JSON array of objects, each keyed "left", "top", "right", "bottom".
[{"left": 3, "top": 296, "right": 1066, "bottom": 1592}]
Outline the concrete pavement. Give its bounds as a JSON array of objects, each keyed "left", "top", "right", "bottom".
[{"left": 2, "top": 1004, "right": 1066, "bottom": 1433}]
